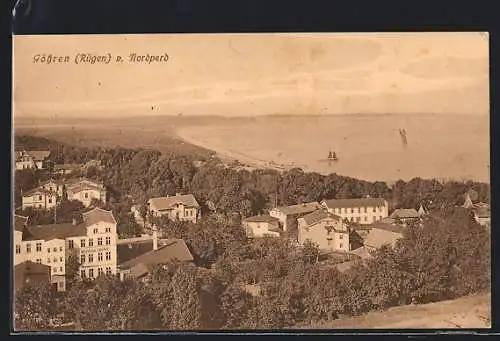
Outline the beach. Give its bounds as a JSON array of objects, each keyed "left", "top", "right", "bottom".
[{"left": 176, "top": 114, "right": 490, "bottom": 183}]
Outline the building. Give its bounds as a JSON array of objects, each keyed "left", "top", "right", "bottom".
[
  {"left": 297, "top": 209, "right": 349, "bottom": 252},
  {"left": 389, "top": 208, "right": 422, "bottom": 226},
  {"left": 269, "top": 202, "right": 322, "bottom": 233},
  {"left": 14, "top": 261, "right": 51, "bottom": 292},
  {"left": 243, "top": 215, "right": 281, "bottom": 238},
  {"left": 320, "top": 198, "right": 389, "bottom": 224},
  {"left": 473, "top": 207, "right": 491, "bottom": 228},
  {"left": 54, "top": 164, "right": 83, "bottom": 175},
  {"left": 417, "top": 203, "right": 429, "bottom": 215},
  {"left": 15, "top": 150, "right": 51, "bottom": 170},
  {"left": 21, "top": 188, "right": 58, "bottom": 211},
  {"left": 39, "top": 179, "right": 66, "bottom": 198},
  {"left": 147, "top": 194, "right": 200, "bottom": 223},
  {"left": 363, "top": 222, "right": 404, "bottom": 251},
  {"left": 66, "top": 178, "right": 107, "bottom": 207},
  {"left": 14, "top": 208, "right": 118, "bottom": 291},
  {"left": 117, "top": 232, "right": 193, "bottom": 281}
]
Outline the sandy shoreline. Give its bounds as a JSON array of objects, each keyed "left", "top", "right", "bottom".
[{"left": 176, "top": 128, "right": 311, "bottom": 173}]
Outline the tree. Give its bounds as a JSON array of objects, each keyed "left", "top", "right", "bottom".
[
  {"left": 65, "top": 253, "right": 81, "bottom": 288},
  {"left": 169, "top": 264, "right": 203, "bottom": 329},
  {"left": 14, "top": 282, "right": 57, "bottom": 331},
  {"left": 301, "top": 240, "right": 320, "bottom": 264}
]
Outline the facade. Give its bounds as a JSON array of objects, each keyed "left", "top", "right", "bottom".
[
  {"left": 320, "top": 198, "right": 389, "bottom": 225},
  {"left": 15, "top": 150, "right": 51, "bottom": 170},
  {"left": 243, "top": 215, "right": 281, "bottom": 238},
  {"left": 148, "top": 194, "right": 200, "bottom": 223},
  {"left": 13, "top": 208, "right": 118, "bottom": 291},
  {"left": 39, "top": 179, "right": 66, "bottom": 198},
  {"left": 269, "top": 202, "right": 322, "bottom": 232},
  {"left": 363, "top": 223, "right": 404, "bottom": 251},
  {"left": 66, "top": 179, "right": 107, "bottom": 207},
  {"left": 117, "top": 233, "right": 193, "bottom": 281},
  {"left": 21, "top": 188, "right": 58, "bottom": 211},
  {"left": 14, "top": 261, "right": 51, "bottom": 292},
  {"left": 297, "top": 209, "right": 349, "bottom": 252}
]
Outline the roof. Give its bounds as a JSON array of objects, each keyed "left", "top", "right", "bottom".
[
  {"left": 364, "top": 224, "right": 404, "bottom": 249},
  {"left": 14, "top": 261, "right": 51, "bottom": 275},
  {"left": 66, "top": 178, "right": 104, "bottom": 188},
  {"left": 272, "top": 202, "right": 321, "bottom": 215},
  {"left": 16, "top": 150, "right": 51, "bottom": 161},
  {"left": 118, "top": 239, "right": 194, "bottom": 269},
  {"left": 39, "top": 179, "right": 66, "bottom": 187},
  {"left": 474, "top": 207, "right": 491, "bottom": 219},
  {"left": 82, "top": 208, "right": 117, "bottom": 226},
  {"left": 299, "top": 209, "right": 342, "bottom": 226},
  {"left": 14, "top": 215, "right": 28, "bottom": 232},
  {"left": 322, "top": 198, "right": 387, "bottom": 209},
  {"left": 54, "top": 164, "right": 82, "bottom": 171},
  {"left": 129, "top": 263, "right": 150, "bottom": 278},
  {"left": 244, "top": 215, "right": 279, "bottom": 223},
  {"left": 368, "top": 222, "right": 405, "bottom": 234},
  {"left": 23, "top": 223, "right": 87, "bottom": 241},
  {"left": 390, "top": 208, "right": 421, "bottom": 219},
  {"left": 22, "top": 187, "right": 58, "bottom": 197},
  {"left": 66, "top": 182, "right": 105, "bottom": 194},
  {"left": 350, "top": 246, "right": 373, "bottom": 260},
  {"left": 148, "top": 194, "right": 200, "bottom": 210}
]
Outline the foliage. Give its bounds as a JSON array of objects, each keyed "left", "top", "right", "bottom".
[{"left": 14, "top": 282, "right": 58, "bottom": 331}]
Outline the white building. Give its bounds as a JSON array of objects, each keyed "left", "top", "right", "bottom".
[
  {"left": 66, "top": 178, "right": 107, "bottom": 207},
  {"left": 13, "top": 208, "right": 118, "bottom": 291},
  {"left": 147, "top": 194, "right": 200, "bottom": 223},
  {"left": 15, "top": 150, "right": 51, "bottom": 170},
  {"left": 21, "top": 188, "right": 58, "bottom": 211},
  {"left": 297, "top": 210, "right": 349, "bottom": 252},
  {"left": 320, "top": 198, "right": 389, "bottom": 225},
  {"left": 39, "top": 179, "right": 66, "bottom": 198},
  {"left": 243, "top": 215, "right": 281, "bottom": 238}
]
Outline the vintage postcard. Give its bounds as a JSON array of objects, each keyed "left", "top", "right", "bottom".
[{"left": 12, "top": 33, "right": 490, "bottom": 331}]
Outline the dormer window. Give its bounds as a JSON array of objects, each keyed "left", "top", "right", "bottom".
[{"left": 94, "top": 228, "right": 98, "bottom": 234}]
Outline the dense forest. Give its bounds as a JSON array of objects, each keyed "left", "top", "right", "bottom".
[
  {"left": 14, "top": 135, "right": 490, "bottom": 238},
  {"left": 15, "top": 206, "right": 490, "bottom": 330}
]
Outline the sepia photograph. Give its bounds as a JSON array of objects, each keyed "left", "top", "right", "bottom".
[{"left": 12, "top": 32, "right": 490, "bottom": 331}]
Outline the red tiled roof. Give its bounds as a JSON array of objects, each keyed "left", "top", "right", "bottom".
[
  {"left": 148, "top": 194, "right": 200, "bottom": 210},
  {"left": 322, "top": 198, "right": 387, "bottom": 209}
]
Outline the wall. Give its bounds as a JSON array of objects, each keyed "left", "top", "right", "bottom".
[
  {"left": 324, "top": 202, "right": 389, "bottom": 225},
  {"left": 244, "top": 221, "right": 280, "bottom": 238},
  {"left": 151, "top": 203, "right": 198, "bottom": 223},
  {"left": 22, "top": 193, "right": 57, "bottom": 210},
  {"left": 67, "top": 188, "right": 105, "bottom": 207},
  {"left": 298, "top": 218, "right": 349, "bottom": 252}
]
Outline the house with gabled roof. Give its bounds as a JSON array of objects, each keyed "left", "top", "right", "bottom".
[
  {"left": 243, "top": 214, "right": 281, "bottom": 238},
  {"left": 66, "top": 178, "right": 107, "bottom": 207},
  {"left": 269, "top": 201, "right": 322, "bottom": 233},
  {"left": 15, "top": 150, "right": 51, "bottom": 170},
  {"left": 13, "top": 208, "right": 118, "bottom": 291},
  {"left": 147, "top": 194, "right": 200, "bottom": 223},
  {"left": 21, "top": 187, "right": 58, "bottom": 211},
  {"left": 297, "top": 209, "right": 349, "bottom": 252},
  {"left": 462, "top": 191, "right": 490, "bottom": 228},
  {"left": 39, "top": 179, "right": 66, "bottom": 198},
  {"left": 363, "top": 222, "right": 404, "bottom": 251},
  {"left": 390, "top": 208, "right": 422, "bottom": 226},
  {"left": 320, "top": 197, "right": 389, "bottom": 225}
]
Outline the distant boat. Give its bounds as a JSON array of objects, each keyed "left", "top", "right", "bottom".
[
  {"left": 399, "top": 129, "right": 408, "bottom": 147},
  {"left": 328, "top": 150, "right": 338, "bottom": 162}
]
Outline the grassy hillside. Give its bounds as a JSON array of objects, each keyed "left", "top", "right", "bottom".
[{"left": 294, "top": 293, "right": 491, "bottom": 329}]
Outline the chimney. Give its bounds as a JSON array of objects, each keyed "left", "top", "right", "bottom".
[
  {"left": 152, "top": 228, "right": 158, "bottom": 251},
  {"left": 72, "top": 217, "right": 77, "bottom": 226}
]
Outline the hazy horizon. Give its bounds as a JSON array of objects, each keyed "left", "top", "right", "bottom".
[{"left": 14, "top": 33, "right": 489, "bottom": 118}]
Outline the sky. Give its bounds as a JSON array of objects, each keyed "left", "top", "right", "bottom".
[{"left": 13, "top": 32, "right": 489, "bottom": 118}]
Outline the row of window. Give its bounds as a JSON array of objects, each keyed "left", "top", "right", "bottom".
[
  {"left": 16, "top": 243, "right": 64, "bottom": 254},
  {"left": 47, "top": 256, "right": 64, "bottom": 263},
  {"left": 80, "top": 267, "right": 113, "bottom": 278},
  {"left": 77, "top": 235, "right": 112, "bottom": 248},
  {"left": 326, "top": 239, "right": 344, "bottom": 249},
  {"left": 80, "top": 251, "right": 112, "bottom": 264},
  {"left": 333, "top": 206, "right": 384, "bottom": 214}
]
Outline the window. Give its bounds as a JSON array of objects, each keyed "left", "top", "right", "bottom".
[
  {"left": 53, "top": 257, "right": 57, "bottom": 263},
  {"left": 94, "top": 228, "right": 99, "bottom": 234},
  {"left": 60, "top": 257, "right": 63, "bottom": 262},
  {"left": 327, "top": 239, "right": 332, "bottom": 246},
  {"left": 59, "top": 246, "right": 63, "bottom": 252},
  {"left": 364, "top": 207, "right": 367, "bottom": 213},
  {"left": 373, "top": 207, "right": 376, "bottom": 213},
  {"left": 98, "top": 252, "right": 103, "bottom": 261},
  {"left": 15, "top": 245, "right": 21, "bottom": 254},
  {"left": 364, "top": 216, "right": 368, "bottom": 222},
  {"left": 89, "top": 268, "right": 94, "bottom": 278},
  {"left": 26, "top": 244, "right": 31, "bottom": 253},
  {"left": 47, "top": 258, "right": 51, "bottom": 263},
  {"left": 68, "top": 240, "right": 74, "bottom": 249},
  {"left": 105, "top": 267, "right": 112, "bottom": 275},
  {"left": 89, "top": 238, "right": 93, "bottom": 247},
  {"left": 38, "top": 195, "right": 42, "bottom": 201},
  {"left": 98, "top": 268, "right": 103, "bottom": 276},
  {"left": 59, "top": 266, "right": 63, "bottom": 272},
  {"left": 53, "top": 267, "right": 57, "bottom": 273},
  {"left": 49, "top": 187, "right": 53, "bottom": 191},
  {"left": 36, "top": 259, "right": 41, "bottom": 263},
  {"left": 80, "top": 269, "right": 86, "bottom": 278},
  {"left": 350, "top": 208, "right": 354, "bottom": 214},
  {"left": 105, "top": 227, "right": 111, "bottom": 233},
  {"left": 356, "top": 208, "right": 360, "bottom": 214},
  {"left": 53, "top": 247, "right": 57, "bottom": 252},
  {"left": 105, "top": 252, "right": 111, "bottom": 261},
  {"left": 80, "top": 239, "right": 86, "bottom": 248},
  {"left": 98, "top": 237, "right": 102, "bottom": 246},
  {"left": 340, "top": 243, "right": 344, "bottom": 249},
  {"left": 339, "top": 234, "right": 344, "bottom": 240},
  {"left": 105, "top": 237, "right": 111, "bottom": 245},
  {"left": 47, "top": 247, "right": 51, "bottom": 253},
  {"left": 81, "top": 254, "right": 85, "bottom": 264},
  {"left": 85, "top": 193, "right": 89, "bottom": 199},
  {"left": 48, "top": 198, "right": 52, "bottom": 204},
  {"left": 88, "top": 254, "right": 94, "bottom": 263}
]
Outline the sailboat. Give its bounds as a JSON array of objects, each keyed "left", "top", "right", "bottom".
[
  {"left": 399, "top": 129, "right": 408, "bottom": 147},
  {"left": 328, "top": 150, "right": 338, "bottom": 162}
]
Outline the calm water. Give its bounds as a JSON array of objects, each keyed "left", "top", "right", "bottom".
[{"left": 180, "top": 114, "right": 490, "bottom": 183}]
